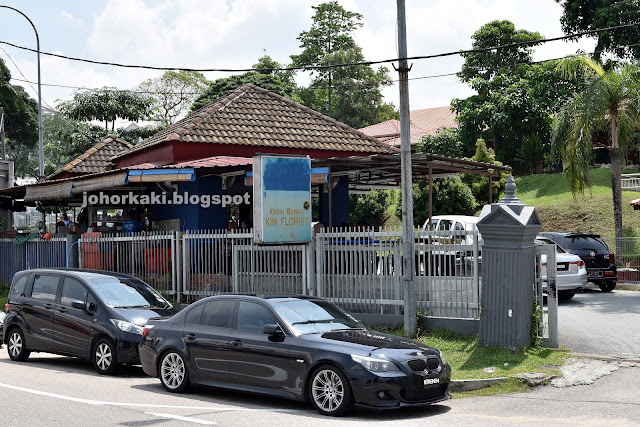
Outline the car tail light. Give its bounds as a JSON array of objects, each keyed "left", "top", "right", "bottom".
[
  {"left": 578, "top": 260, "right": 584, "bottom": 268},
  {"left": 4, "top": 303, "right": 8, "bottom": 311},
  {"left": 605, "top": 271, "right": 614, "bottom": 276},
  {"left": 541, "top": 262, "right": 546, "bottom": 266},
  {"left": 610, "top": 253, "right": 614, "bottom": 264},
  {"left": 142, "top": 326, "right": 153, "bottom": 338}
]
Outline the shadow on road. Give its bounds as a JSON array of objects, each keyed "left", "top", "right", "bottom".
[
  {"left": 129, "top": 382, "right": 452, "bottom": 421},
  {"left": 0, "top": 355, "right": 147, "bottom": 378}
]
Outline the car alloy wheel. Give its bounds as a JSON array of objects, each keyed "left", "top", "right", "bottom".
[
  {"left": 93, "top": 338, "right": 118, "bottom": 375},
  {"left": 160, "top": 352, "right": 189, "bottom": 392},
  {"left": 7, "top": 329, "right": 30, "bottom": 361},
  {"left": 310, "top": 365, "right": 353, "bottom": 416}
]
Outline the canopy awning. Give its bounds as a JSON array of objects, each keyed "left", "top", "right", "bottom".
[
  {"left": 126, "top": 168, "right": 195, "bottom": 184},
  {"left": 71, "top": 172, "right": 129, "bottom": 195},
  {"left": 24, "top": 181, "right": 73, "bottom": 202}
]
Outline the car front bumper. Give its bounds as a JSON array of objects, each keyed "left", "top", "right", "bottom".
[{"left": 349, "top": 364, "right": 451, "bottom": 408}]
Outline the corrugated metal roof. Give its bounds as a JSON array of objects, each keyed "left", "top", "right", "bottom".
[{"left": 113, "top": 84, "right": 397, "bottom": 161}]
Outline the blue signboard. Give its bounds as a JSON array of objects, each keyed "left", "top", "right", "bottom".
[{"left": 253, "top": 156, "right": 312, "bottom": 243}]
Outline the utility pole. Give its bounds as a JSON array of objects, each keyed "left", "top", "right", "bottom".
[
  {"left": 396, "top": 0, "right": 416, "bottom": 337},
  {"left": 0, "top": 107, "right": 5, "bottom": 160}
]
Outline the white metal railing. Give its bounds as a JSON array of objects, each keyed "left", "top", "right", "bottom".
[
  {"left": 7, "top": 227, "right": 483, "bottom": 320},
  {"left": 0, "top": 235, "right": 67, "bottom": 282},
  {"left": 622, "top": 173, "right": 640, "bottom": 191},
  {"left": 535, "top": 243, "right": 558, "bottom": 348},
  {"left": 315, "top": 227, "right": 481, "bottom": 318},
  {"left": 78, "top": 231, "right": 177, "bottom": 298}
]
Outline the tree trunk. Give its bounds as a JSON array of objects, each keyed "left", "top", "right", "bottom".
[{"left": 611, "top": 112, "right": 623, "bottom": 265}]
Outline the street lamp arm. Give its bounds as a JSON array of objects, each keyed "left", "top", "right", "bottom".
[{"left": 0, "top": 5, "right": 44, "bottom": 179}]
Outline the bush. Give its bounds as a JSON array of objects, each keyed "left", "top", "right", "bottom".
[
  {"left": 418, "top": 127, "right": 463, "bottom": 158},
  {"left": 462, "top": 139, "right": 510, "bottom": 206},
  {"left": 397, "top": 177, "right": 477, "bottom": 227},
  {"left": 349, "top": 190, "right": 389, "bottom": 227}
]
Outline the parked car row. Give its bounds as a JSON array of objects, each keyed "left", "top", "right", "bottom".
[{"left": 1, "top": 268, "right": 451, "bottom": 416}]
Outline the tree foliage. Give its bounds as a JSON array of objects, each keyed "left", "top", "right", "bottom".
[
  {"left": 191, "top": 56, "right": 300, "bottom": 111},
  {"left": 418, "top": 127, "right": 463, "bottom": 158},
  {"left": 291, "top": 1, "right": 398, "bottom": 128},
  {"left": 397, "top": 177, "right": 477, "bottom": 227},
  {"left": 348, "top": 190, "right": 388, "bottom": 228},
  {"left": 551, "top": 56, "right": 640, "bottom": 257},
  {"left": 461, "top": 139, "right": 509, "bottom": 206},
  {"left": 516, "top": 133, "right": 548, "bottom": 174},
  {"left": 452, "top": 20, "right": 583, "bottom": 162},
  {"left": 139, "top": 70, "right": 209, "bottom": 126},
  {"left": 556, "top": 0, "right": 640, "bottom": 60},
  {"left": 57, "top": 87, "right": 152, "bottom": 131},
  {"left": 0, "top": 57, "right": 38, "bottom": 149}
]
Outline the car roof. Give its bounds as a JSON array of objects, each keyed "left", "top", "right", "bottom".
[
  {"left": 539, "top": 231, "right": 602, "bottom": 238},
  {"left": 195, "top": 294, "right": 322, "bottom": 304},
  {"left": 20, "top": 268, "right": 123, "bottom": 281},
  {"left": 431, "top": 215, "right": 480, "bottom": 223}
]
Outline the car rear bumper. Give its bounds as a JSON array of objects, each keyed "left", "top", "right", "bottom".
[{"left": 139, "top": 343, "right": 159, "bottom": 377}]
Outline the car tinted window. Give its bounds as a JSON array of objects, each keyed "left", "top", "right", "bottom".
[
  {"left": 274, "top": 299, "right": 364, "bottom": 335},
  {"left": 535, "top": 238, "right": 567, "bottom": 253},
  {"left": 454, "top": 222, "right": 464, "bottom": 231},
  {"left": 10, "top": 275, "right": 28, "bottom": 296},
  {"left": 202, "top": 300, "right": 234, "bottom": 328},
  {"left": 185, "top": 304, "right": 204, "bottom": 324},
  {"left": 87, "top": 292, "right": 99, "bottom": 313},
  {"left": 438, "top": 220, "right": 452, "bottom": 231},
  {"left": 236, "top": 301, "right": 276, "bottom": 333},
  {"left": 564, "top": 236, "right": 609, "bottom": 252},
  {"left": 31, "top": 275, "right": 60, "bottom": 301},
  {"left": 61, "top": 278, "right": 88, "bottom": 306}
]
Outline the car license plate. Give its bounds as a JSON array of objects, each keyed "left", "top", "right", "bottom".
[
  {"left": 592, "top": 271, "right": 603, "bottom": 277},
  {"left": 424, "top": 377, "right": 440, "bottom": 386}
]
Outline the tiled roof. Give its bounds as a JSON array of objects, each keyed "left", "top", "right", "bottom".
[
  {"left": 359, "top": 119, "right": 430, "bottom": 147},
  {"left": 47, "top": 137, "right": 133, "bottom": 180},
  {"left": 114, "top": 84, "right": 396, "bottom": 160},
  {"left": 410, "top": 106, "right": 457, "bottom": 132}
]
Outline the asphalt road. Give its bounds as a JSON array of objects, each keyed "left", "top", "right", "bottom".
[
  {"left": 0, "top": 350, "right": 638, "bottom": 426},
  {"left": 557, "top": 286, "right": 640, "bottom": 359}
]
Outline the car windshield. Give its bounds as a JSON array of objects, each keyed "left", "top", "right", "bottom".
[
  {"left": 273, "top": 299, "right": 365, "bottom": 335},
  {"left": 122, "top": 279, "right": 171, "bottom": 308},
  {"left": 90, "top": 278, "right": 153, "bottom": 308},
  {"left": 535, "top": 238, "right": 567, "bottom": 253},
  {"left": 564, "top": 236, "right": 609, "bottom": 252}
]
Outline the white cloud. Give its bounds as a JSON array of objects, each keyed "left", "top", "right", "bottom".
[{"left": 59, "top": 10, "right": 83, "bottom": 26}]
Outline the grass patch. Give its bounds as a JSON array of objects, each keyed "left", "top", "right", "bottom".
[
  {"left": 418, "top": 329, "right": 568, "bottom": 380},
  {"left": 515, "top": 168, "right": 640, "bottom": 244},
  {"left": 0, "top": 281, "right": 9, "bottom": 311}
]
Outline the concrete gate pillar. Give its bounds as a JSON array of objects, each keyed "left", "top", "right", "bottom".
[{"left": 476, "top": 175, "right": 541, "bottom": 349}]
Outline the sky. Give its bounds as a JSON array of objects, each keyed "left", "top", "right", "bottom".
[{"left": 0, "top": 0, "right": 597, "bottom": 119}]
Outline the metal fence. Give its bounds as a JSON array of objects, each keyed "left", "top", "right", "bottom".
[
  {"left": 621, "top": 173, "right": 640, "bottom": 191},
  {"left": 4, "top": 227, "right": 482, "bottom": 319},
  {"left": 615, "top": 237, "right": 640, "bottom": 283},
  {"left": 315, "top": 227, "right": 481, "bottom": 318},
  {"left": 0, "top": 235, "right": 67, "bottom": 282},
  {"left": 78, "top": 231, "right": 177, "bottom": 297}
]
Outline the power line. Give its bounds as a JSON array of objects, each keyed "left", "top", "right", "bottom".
[{"left": 0, "top": 21, "right": 639, "bottom": 73}]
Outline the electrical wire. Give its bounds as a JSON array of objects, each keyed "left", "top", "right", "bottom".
[{"left": 0, "top": 21, "right": 638, "bottom": 73}]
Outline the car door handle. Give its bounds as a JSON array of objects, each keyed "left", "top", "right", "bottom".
[
  {"left": 44, "top": 303, "right": 53, "bottom": 309},
  {"left": 231, "top": 340, "right": 242, "bottom": 347},
  {"left": 57, "top": 307, "right": 67, "bottom": 313},
  {"left": 186, "top": 334, "right": 196, "bottom": 341}
]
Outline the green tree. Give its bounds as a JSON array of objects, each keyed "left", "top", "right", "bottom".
[
  {"left": 349, "top": 190, "right": 388, "bottom": 228},
  {"left": 57, "top": 87, "right": 152, "bottom": 131},
  {"left": 461, "top": 139, "right": 510, "bottom": 206},
  {"left": 291, "top": 1, "right": 398, "bottom": 128},
  {"left": 139, "top": 71, "right": 209, "bottom": 126},
  {"left": 396, "top": 177, "right": 476, "bottom": 227},
  {"left": 452, "top": 21, "right": 582, "bottom": 162},
  {"left": 552, "top": 56, "right": 640, "bottom": 259},
  {"left": 556, "top": 0, "right": 640, "bottom": 60},
  {"left": 516, "top": 134, "right": 548, "bottom": 174},
  {"left": 191, "top": 55, "right": 300, "bottom": 111},
  {"left": 0, "top": 57, "right": 38, "bottom": 149},
  {"left": 418, "top": 127, "right": 463, "bottom": 158}
]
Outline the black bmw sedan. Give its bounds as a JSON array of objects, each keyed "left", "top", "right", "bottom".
[{"left": 139, "top": 294, "right": 451, "bottom": 416}]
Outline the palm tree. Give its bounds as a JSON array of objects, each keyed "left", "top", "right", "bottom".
[{"left": 552, "top": 57, "right": 640, "bottom": 261}]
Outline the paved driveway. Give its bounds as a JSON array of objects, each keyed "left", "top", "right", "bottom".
[{"left": 558, "top": 286, "right": 640, "bottom": 359}]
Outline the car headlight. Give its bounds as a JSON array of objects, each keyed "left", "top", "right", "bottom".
[
  {"left": 110, "top": 319, "right": 144, "bottom": 335},
  {"left": 438, "top": 350, "right": 447, "bottom": 366},
  {"left": 351, "top": 354, "right": 399, "bottom": 372}
]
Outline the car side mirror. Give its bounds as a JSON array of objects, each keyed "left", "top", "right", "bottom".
[
  {"left": 71, "top": 300, "right": 86, "bottom": 310},
  {"left": 263, "top": 324, "right": 281, "bottom": 335}
]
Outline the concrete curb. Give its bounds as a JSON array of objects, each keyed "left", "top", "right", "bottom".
[
  {"left": 450, "top": 372, "right": 556, "bottom": 392},
  {"left": 569, "top": 352, "right": 640, "bottom": 364}
]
